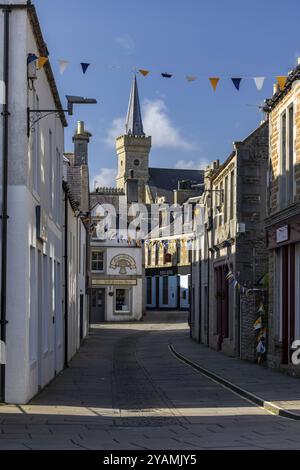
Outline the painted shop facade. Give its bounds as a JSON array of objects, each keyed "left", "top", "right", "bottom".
[{"left": 89, "top": 197, "right": 144, "bottom": 322}]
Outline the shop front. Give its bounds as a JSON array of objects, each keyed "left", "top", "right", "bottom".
[{"left": 267, "top": 214, "right": 300, "bottom": 366}]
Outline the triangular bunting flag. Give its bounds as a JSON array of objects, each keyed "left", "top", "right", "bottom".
[
  {"left": 81, "top": 63, "right": 90, "bottom": 74},
  {"left": 59, "top": 59, "right": 70, "bottom": 75},
  {"left": 231, "top": 77, "right": 242, "bottom": 90},
  {"left": 253, "top": 77, "right": 265, "bottom": 91},
  {"left": 139, "top": 69, "right": 149, "bottom": 77},
  {"left": 37, "top": 57, "right": 48, "bottom": 70},
  {"left": 254, "top": 316, "right": 262, "bottom": 330},
  {"left": 27, "top": 53, "right": 38, "bottom": 65},
  {"left": 276, "top": 76, "right": 287, "bottom": 90},
  {"left": 161, "top": 72, "right": 172, "bottom": 78},
  {"left": 186, "top": 75, "right": 197, "bottom": 82},
  {"left": 209, "top": 77, "right": 219, "bottom": 91}
]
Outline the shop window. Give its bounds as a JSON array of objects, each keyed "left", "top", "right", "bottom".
[
  {"left": 146, "top": 277, "right": 152, "bottom": 305},
  {"left": 91, "top": 251, "right": 104, "bottom": 272},
  {"left": 115, "top": 289, "right": 130, "bottom": 313},
  {"left": 162, "top": 276, "right": 168, "bottom": 305}
]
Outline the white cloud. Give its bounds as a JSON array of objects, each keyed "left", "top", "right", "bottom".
[
  {"left": 92, "top": 168, "right": 117, "bottom": 190},
  {"left": 174, "top": 159, "right": 209, "bottom": 170},
  {"left": 143, "top": 99, "right": 196, "bottom": 150},
  {"left": 115, "top": 34, "right": 135, "bottom": 54},
  {"left": 103, "top": 117, "right": 124, "bottom": 148},
  {"left": 104, "top": 98, "right": 197, "bottom": 150}
]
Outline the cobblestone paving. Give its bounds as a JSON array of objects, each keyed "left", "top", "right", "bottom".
[{"left": 0, "top": 312, "right": 300, "bottom": 449}]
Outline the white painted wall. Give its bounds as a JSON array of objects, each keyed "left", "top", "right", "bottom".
[{"left": 0, "top": 6, "right": 65, "bottom": 403}]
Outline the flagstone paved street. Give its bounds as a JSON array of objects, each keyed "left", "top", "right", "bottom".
[{"left": 1, "top": 312, "right": 300, "bottom": 450}]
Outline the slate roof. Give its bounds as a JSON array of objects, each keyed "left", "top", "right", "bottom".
[
  {"left": 148, "top": 167, "right": 204, "bottom": 203},
  {"left": 67, "top": 166, "right": 82, "bottom": 207},
  {"left": 125, "top": 75, "right": 145, "bottom": 136}
]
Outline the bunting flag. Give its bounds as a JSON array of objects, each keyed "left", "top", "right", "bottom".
[
  {"left": 256, "top": 339, "right": 266, "bottom": 355},
  {"left": 186, "top": 75, "right": 197, "bottom": 82},
  {"left": 209, "top": 77, "right": 220, "bottom": 91},
  {"left": 257, "top": 328, "right": 267, "bottom": 342},
  {"left": 139, "top": 69, "right": 149, "bottom": 77},
  {"left": 231, "top": 77, "right": 242, "bottom": 90},
  {"left": 253, "top": 76, "right": 265, "bottom": 91},
  {"left": 38, "top": 57, "right": 48, "bottom": 70},
  {"left": 254, "top": 316, "right": 262, "bottom": 330},
  {"left": 27, "top": 53, "right": 38, "bottom": 65},
  {"left": 257, "top": 303, "right": 265, "bottom": 315},
  {"left": 59, "top": 59, "right": 70, "bottom": 75},
  {"left": 81, "top": 63, "right": 90, "bottom": 74},
  {"left": 276, "top": 76, "right": 287, "bottom": 90},
  {"left": 161, "top": 72, "right": 172, "bottom": 78}
]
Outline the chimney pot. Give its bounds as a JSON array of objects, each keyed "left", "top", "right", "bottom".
[
  {"left": 77, "top": 121, "right": 84, "bottom": 135},
  {"left": 273, "top": 83, "right": 279, "bottom": 94}
]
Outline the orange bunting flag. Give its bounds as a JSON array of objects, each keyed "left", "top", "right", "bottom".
[
  {"left": 209, "top": 77, "right": 220, "bottom": 91},
  {"left": 38, "top": 57, "right": 48, "bottom": 70},
  {"left": 276, "top": 76, "right": 287, "bottom": 91},
  {"left": 139, "top": 69, "right": 149, "bottom": 77}
]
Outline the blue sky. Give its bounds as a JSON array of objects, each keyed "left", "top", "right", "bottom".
[{"left": 35, "top": 0, "right": 300, "bottom": 188}]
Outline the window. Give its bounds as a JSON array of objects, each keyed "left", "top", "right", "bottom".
[
  {"left": 148, "top": 246, "right": 152, "bottom": 266},
  {"left": 162, "top": 276, "right": 168, "bottom": 305},
  {"left": 146, "top": 277, "right": 152, "bottom": 304},
  {"left": 177, "top": 242, "right": 181, "bottom": 264},
  {"left": 91, "top": 251, "right": 104, "bottom": 272},
  {"left": 230, "top": 171, "right": 235, "bottom": 220},
  {"left": 280, "top": 105, "right": 294, "bottom": 207},
  {"left": 224, "top": 176, "right": 228, "bottom": 222},
  {"left": 155, "top": 244, "right": 160, "bottom": 266},
  {"left": 219, "top": 181, "right": 223, "bottom": 226},
  {"left": 115, "top": 289, "right": 130, "bottom": 313},
  {"left": 288, "top": 105, "right": 294, "bottom": 204},
  {"left": 49, "top": 130, "right": 53, "bottom": 211}
]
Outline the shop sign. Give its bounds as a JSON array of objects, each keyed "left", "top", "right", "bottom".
[{"left": 276, "top": 225, "right": 289, "bottom": 244}]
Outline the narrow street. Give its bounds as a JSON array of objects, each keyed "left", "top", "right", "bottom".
[{"left": 0, "top": 312, "right": 300, "bottom": 450}]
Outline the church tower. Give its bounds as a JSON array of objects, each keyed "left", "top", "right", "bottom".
[{"left": 116, "top": 75, "right": 151, "bottom": 203}]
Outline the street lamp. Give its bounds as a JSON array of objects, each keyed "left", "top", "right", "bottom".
[{"left": 27, "top": 95, "right": 97, "bottom": 136}]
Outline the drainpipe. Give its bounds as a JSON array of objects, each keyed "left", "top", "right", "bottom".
[
  {"left": 64, "top": 188, "right": 69, "bottom": 368},
  {"left": 0, "top": 6, "right": 11, "bottom": 404}
]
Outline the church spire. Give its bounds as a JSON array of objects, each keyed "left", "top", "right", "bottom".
[{"left": 125, "top": 75, "right": 145, "bottom": 136}]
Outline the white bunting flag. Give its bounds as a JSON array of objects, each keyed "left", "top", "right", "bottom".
[
  {"left": 253, "top": 77, "right": 265, "bottom": 91},
  {"left": 59, "top": 59, "right": 70, "bottom": 75},
  {"left": 186, "top": 75, "right": 197, "bottom": 82}
]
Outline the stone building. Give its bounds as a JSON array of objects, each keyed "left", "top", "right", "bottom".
[
  {"left": 190, "top": 121, "right": 269, "bottom": 361},
  {"left": 264, "top": 62, "right": 300, "bottom": 374},
  {"left": 91, "top": 75, "right": 203, "bottom": 318}
]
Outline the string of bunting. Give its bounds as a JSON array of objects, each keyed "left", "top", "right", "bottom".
[{"left": 27, "top": 54, "right": 290, "bottom": 92}]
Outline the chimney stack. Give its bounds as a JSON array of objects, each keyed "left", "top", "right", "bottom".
[{"left": 73, "top": 121, "right": 92, "bottom": 166}]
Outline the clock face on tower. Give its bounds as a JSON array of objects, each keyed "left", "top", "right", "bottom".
[{"left": 134, "top": 159, "right": 140, "bottom": 167}]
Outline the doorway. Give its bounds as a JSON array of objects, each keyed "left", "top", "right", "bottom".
[
  {"left": 91, "top": 289, "right": 106, "bottom": 324},
  {"left": 215, "top": 265, "right": 229, "bottom": 349}
]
